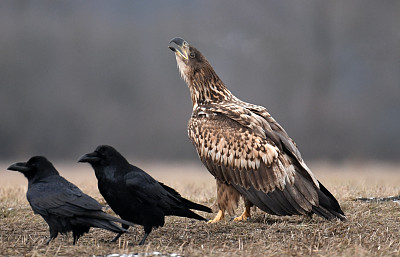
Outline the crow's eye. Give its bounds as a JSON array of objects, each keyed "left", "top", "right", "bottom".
[
  {"left": 95, "top": 151, "right": 104, "bottom": 159},
  {"left": 189, "top": 52, "right": 195, "bottom": 58}
]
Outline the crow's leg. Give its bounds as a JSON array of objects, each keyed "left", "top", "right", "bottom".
[
  {"left": 45, "top": 228, "right": 58, "bottom": 245},
  {"left": 138, "top": 226, "right": 152, "bottom": 245},
  {"left": 110, "top": 224, "right": 129, "bottom": 242}
]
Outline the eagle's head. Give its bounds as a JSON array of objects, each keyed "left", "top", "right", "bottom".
[
  {"left": 168, "top": 37, "right": 210, "bottom": 85},
  {"left": 169, "top": 37, "right": 231, "bottom": 106}
]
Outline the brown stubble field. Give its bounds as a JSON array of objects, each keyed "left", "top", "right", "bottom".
[{"left": 0, "top": 161, "right": 399, "bottom": 257}]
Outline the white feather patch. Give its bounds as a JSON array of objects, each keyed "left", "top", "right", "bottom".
[
  {"left": 255, "top": 158, "right": 260, "bottom": 169},
  {"left": 209, "top": 148, "right": 215, "bottom": 160},
  {"left": 176, "top": 55, "right": 189, "bottom": 84},
  {"left": 215, "top": 151, "right": 221, "bottom": 163},
  {"left": 235, "top": 158, "right": 240, "bottom": 169},
  {"left": 264, "top": 144, "right": 278, "bottom": 164},
  {"left": 222, "top": 155, "right": 228, "bottom": 166},
  {"left": 228, "top": 154, "right": 234, "bottom": 166}
]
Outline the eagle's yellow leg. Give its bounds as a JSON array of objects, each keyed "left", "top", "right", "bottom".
[
  {"left": 233, "top": 205, "right": 251, "bottom": 222},
  {"left": 207, "top": 210, "right": 224, "bottom": 223}
]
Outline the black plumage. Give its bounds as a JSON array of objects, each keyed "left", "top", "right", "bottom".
[
  {"left": 7, "top": 156, "right": 134, "bottom": 245},
  {"left": 78, "top": 145, "right": 212, "bottom": 245}
]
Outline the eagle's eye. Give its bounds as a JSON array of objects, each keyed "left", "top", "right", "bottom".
[{"left": 189, "top": 52, "right": 195, "bottom": 59}]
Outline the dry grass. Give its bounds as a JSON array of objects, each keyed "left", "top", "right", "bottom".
[{"left": 1, "top": 161, "right": 400, "bottom": 256}]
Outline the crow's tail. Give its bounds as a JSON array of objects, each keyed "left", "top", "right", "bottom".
[
  {"left": 78, "top": 210, "right": 136, "bottom": 233},
  {"left": 160, "top": 182, "right": 212, "bottom": 213}
]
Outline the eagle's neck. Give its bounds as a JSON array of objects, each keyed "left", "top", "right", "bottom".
[{"left": 187, "top": 66, "right": 233, "bottom": 109}]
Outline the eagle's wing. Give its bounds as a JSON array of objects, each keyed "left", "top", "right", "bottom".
[
  {"left": 219, "top": 101, "right": 319, "bottom": 186},
  {"left": 240, "top": 102, "right": 319, "bottom": 184},
  {"left": 188, "top": 103, "right": 322, "bottom": 216}
]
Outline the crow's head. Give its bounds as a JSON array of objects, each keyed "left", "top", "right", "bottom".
[
  {"left": 78, "top": 145, "right": 128, "bottom": 168},
  {"left": 8, "top": 156, "right": 58, "bottom": 181}
]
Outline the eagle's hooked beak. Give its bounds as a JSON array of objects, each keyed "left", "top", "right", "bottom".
[{"left": 169, "top": 37, "right": 189, "bottom": 60}]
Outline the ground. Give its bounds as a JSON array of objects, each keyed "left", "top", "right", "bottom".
[{"left": 1, "top": 161, "right": 399, "bottom": 256}]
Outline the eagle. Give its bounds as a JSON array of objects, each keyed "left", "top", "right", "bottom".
[{"left": 168, "top": 37, "right": 345, "bottom": 223}]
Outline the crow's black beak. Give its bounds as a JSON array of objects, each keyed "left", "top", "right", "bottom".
[
  {"left": 7, "top": 162, "right": 30, "bottom": 173},
  {"left": 78, "top": 152, "right": 101, "bottom": 163}
]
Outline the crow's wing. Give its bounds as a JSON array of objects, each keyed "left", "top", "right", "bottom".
[
  {"left": 27, "top": 175, "right": 103, "bottom": 216},
  {"left": 124, "top": 169, "right": 170, "bottom": 205},
  {"left": 28, "top": 175, "right": 135, "bottom": 228},
  {"left": 124, "top": 167, "right": 198, "bottom": 211},
  {"left": 124, "top": 168, "right": 209, "bottom": 220}
]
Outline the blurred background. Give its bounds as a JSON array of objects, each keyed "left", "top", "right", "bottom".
[{"left": 1, "top": 0, "right": 399, "bottom": 163}]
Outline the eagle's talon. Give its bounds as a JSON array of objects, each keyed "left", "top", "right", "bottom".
[
  {"left": 233, "top": 209, "right": 251, "bottom": 222},
  {"left": 207, "top": 210, "right": 224, "bottom": 223}
]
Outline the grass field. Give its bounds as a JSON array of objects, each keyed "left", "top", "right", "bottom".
[{"left": 1, "top": 161, "right": 399, "bottom": 256}]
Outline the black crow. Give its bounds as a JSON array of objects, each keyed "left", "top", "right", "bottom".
[
  {"left": 78, "top": 145, "right": 212, "bottom": 245},
  {"left": 7, "top": 156, "right": 135, "bottom": 245}
]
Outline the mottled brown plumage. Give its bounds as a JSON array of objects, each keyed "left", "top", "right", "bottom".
[{"left": 169, "top": 37, "right": 345, "bottom": 222}]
